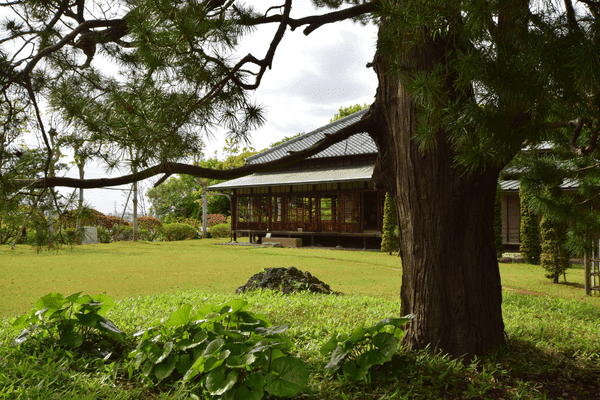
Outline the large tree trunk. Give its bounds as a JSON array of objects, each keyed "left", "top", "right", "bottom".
[{"left": 369, "top": 28, "right": 505, "bottom": 359}]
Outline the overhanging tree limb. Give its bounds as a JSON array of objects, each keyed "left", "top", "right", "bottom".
[{"left": 14, "top": 110, "right": 374, "bottom": 189}]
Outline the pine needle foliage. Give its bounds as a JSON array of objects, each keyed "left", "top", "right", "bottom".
[
  {"left": 520, "top": 188, "right": 541, "bottom": 264},
  {"left": 541, "top": 214, "right": 572, "bottom": 283},
  {"left": 380, "top": 192, "right": 399, "bottom": 255}
]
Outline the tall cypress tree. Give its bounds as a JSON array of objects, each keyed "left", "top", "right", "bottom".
[
  {"left": 494, "top": 184, "right": 504, "bottom": 258},
  {"left": 519, "top": 188, "right": 542, "bottom": 264},
  {"left": 541, "top": 214, "right": 571, "bottom": 283},
  {"left": 381, "top": 192, "right": 399, "bottom": 255}
]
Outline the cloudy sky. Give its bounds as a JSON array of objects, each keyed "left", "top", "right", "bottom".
[{"left": 51, "top": 2, "right": 380, "bottom": 215}]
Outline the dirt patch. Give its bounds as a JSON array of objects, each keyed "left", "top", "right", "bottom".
[{"left": 235, "top": 266, "right": 338, "bottom": 295}]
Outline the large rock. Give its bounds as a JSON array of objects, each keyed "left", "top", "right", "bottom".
[{"left": 236, "top": 266, "right": 336, "bottom": 295}]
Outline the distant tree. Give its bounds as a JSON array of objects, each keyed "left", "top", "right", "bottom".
[
  {"left": 494, "top": 184, "right": 504, "bottom": 258},
  {"left": 540, "top": 214, "right": 571, "bottom": 283},
  {"left": 330, "top": 104, "right": 369, "bottom": 123},
  {"left": 520, "top": 188, "right": 541, "bottom": 264},
  {"left": 269, "top": 133, "right": 304, "bottom": 148},
  {"left": 381, "top": 193, "right": 399, "bottom": 255}
]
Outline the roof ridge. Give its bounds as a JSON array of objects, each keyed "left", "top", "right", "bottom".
[{"left": 245, "top": 107, "right": 370, "bottom": 164}]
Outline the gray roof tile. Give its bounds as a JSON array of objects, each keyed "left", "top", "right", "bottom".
[{"left": 246, "top": 108, "right": 375, "bottom": 165}]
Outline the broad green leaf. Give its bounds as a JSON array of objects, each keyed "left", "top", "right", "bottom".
[
  {"left": 264, "top": 356, "right": 308, "bottom": 397},
  {"left": 254, "top": 325, "right": 289, "bottom": 337},
  {"left": 234, "top": 386, "right": 262, "bottom": 400},
  {"left": 193, "top": 330, "right": 208, "bottom": 343},
  {"left": 141, "top": 360, "right": 154, "bottom": 377},
  {"left": 325, "top": 345, "right": 350, "bottom": 370},
  {"left": 75, "top": 295, "right": 94, "bottom": 305},
  {"left": 133, "top": 351, "right": 145, "bottom": 368},
  {"left": 155, "top": 342, "right": 173, "bottom": 364},
  {"left": 343, "top": 360, "right": 368, "bottom": 381},
  {"left": 65, "top": 292, "right": 84, "bottom": 303},
  {"left": 177, "top": 354, "right": 193, "bottom": 375},
  {"left": 346, "top": 326, "right": 367, "bottom": 344},
  {"left": 36, "top": 293, "right": 66, "bottom": 310},
  {"left": 11, "top": 314, "right": 31, "bottom": 329},
  {"left": 222, "top": 299, "right": 248, "bottom": 314},
  {"left": 204, "top": 338, "right": 225, "bottom": 357},
  {"left": 76, "top": 312, "right": 99, "bottom": 328},
  {"left": 165, "top": 304, "right": 193, "bottom": 327},
  {"left": 251, "top": 340, "right": 290, "bottom": 353},
  {"left": 147, "top": 343, "right": 163, "bottom": 364},
  {"left": 373, "top": 332, "right": 398, "bottom": 358},
  {"left": 357, "top": 349, "right": 385, "bottom": 368},
  {"left": 154, "top": 354, "right": 179, "bottom": 381},
  {"left": 206, "top": 365, "right": 238, "bottom": 395},
  {"left": 90, "top": 294, "right": 115, "bottom": 316},
  {"left": 319, "top": 334, "right": 339, "bottom": 356},
  {"left": 245, "top": 371, "right": 266, "bottom": 394}
]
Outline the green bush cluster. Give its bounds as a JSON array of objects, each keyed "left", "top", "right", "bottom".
[
  {"left": 162, "top": 223, "right": 197, "bottom": 241},
  {"left": 209, "top": 223, "right": 231, "bottom": 238}
]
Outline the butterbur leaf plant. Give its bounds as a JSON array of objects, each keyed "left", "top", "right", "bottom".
[
  {"left": 320, "top": 315, "right": 414, "bottom": 382},
  {"left": 129, "top": 299, "right": 309, "bottom": 398},
  {"left": 12, "top": 292, "right": 124, "bottom": 353}
]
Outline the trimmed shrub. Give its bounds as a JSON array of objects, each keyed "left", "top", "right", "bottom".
[
  {"left": 209, "top": 223, "right": 230, "bottom": 238},
  {"left": 162, "top": 223, "right": 196, "bottom": 241}
]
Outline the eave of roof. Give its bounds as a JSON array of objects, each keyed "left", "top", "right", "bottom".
[{"left": 208, "top": 164, "right": 374, "bottom": 190}]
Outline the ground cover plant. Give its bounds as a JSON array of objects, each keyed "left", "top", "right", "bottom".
[
  {"left": 1, "top": 290, "right": 599, "bottom": 399},
  {"left": 1, "top": 240, "right": 600, "bottom": 398}
]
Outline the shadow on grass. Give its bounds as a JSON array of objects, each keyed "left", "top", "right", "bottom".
[
  {"left": 562, "top": 281, "right": 585, "bottom": 289},
  {"left": 313, "top": 338, "right": 600, "bottom": 400}
]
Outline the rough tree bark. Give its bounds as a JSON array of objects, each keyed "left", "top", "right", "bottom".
[{"left": 368, "top": 28, "right": 505, "bottom": 358}]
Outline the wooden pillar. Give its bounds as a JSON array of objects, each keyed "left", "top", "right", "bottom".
[
  {"left": 231, "top": 190, "right": 237, "bottom": 242},
  {"left": 363, "top": 236, "right": 367, "bottom": 250}
]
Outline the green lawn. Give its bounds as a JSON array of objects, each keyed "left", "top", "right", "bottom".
[
  {"left": 0, "top": 239, "right": 402, "bottom": 317},
  {"left": 3, "top": 239, "right": 599, "bottom": 317}
]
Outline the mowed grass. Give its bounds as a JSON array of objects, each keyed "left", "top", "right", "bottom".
[{"left": 0, "top": 239, "right": 402, "bottom": 317}]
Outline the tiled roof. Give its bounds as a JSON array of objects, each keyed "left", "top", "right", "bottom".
[
  {"left": 208, "top": 164, "right": 374, "bottom": 190},
  {"left": 500, "top": 179, "right": 579, "bottom": 191},
  {"left": 246, "top": 108, "right": 376, "bottom": 165}
]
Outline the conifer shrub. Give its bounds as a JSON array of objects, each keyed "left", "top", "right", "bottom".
[
  {"left": 161, "top": 223, "right": 197, "bottom": 241},
  {"left": 541, "top": 215, "right": 572, "bottom": 283},
  {"left": 494, "top": 184, "right": 504, "bottom": 258},
  {"left": 519, "top": 188, "right": 542, "bottom": 264},
  {"left": 380, "top": 193, "right": 399, "bottom": 255}
]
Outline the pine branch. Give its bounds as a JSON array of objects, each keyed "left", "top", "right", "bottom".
[
  {"left": 250, "top": 1, "right": 378, "bottom": 36},
  {"left": 13, "top": 110, "right": 375, "bottom": 189}
]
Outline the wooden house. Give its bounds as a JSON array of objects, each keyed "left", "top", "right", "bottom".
[
  {"left": 208, "top": 109, "right": 386, "bottom": 248},
  {"left": 209, "top": 108, "right": 540, "bottom": 250}
]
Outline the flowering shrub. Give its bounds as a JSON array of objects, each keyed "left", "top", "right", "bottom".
[
  {"left": 206, "top": 213, "right": 227, "bottom": 228},
  {"left": 96, "top": 215, "right": 129, "bottom": 230},
  {"left": 138, "top": 216, "right": 162, "bottom": 232}
]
